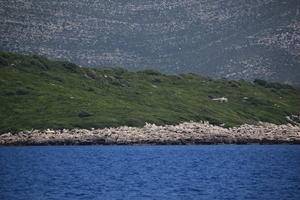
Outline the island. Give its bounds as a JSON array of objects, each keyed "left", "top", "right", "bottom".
[{"left": 0, "top": 52, "right": 300, "bottom": 145}]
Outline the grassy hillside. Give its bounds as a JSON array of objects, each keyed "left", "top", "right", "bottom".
[{"left": 0, "top": 52, "right": 300, "bottom": 132}]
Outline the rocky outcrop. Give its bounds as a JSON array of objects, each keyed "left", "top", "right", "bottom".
[
  {"left": 212, "top": 97, "right": 228, "bottom": 103},
  {"left": 1, "top": 122, "right": 300, "bottom": 146}
]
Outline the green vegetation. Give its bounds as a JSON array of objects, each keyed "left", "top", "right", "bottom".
[{"left": 1, "top": 52, "right": 300, "bottom": 132}]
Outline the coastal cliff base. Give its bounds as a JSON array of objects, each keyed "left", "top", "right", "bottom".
[{"left": 1, "top": 122, "right": 300, "bottom": 146}]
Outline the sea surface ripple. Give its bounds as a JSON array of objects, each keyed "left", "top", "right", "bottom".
[{"left": 0, "top": 146, "right": 299, "bottom": 200}]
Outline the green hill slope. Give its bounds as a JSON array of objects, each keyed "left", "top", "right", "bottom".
[{"left": 0, "top": 52, "right": 300, "bottom": 132}]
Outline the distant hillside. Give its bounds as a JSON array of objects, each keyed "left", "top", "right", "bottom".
[
  {"left": 0, "top": 0, "right": 299, "bottom": 84},
  {"left": 0, "top": 52, "right": 300, "bottom": 132}
]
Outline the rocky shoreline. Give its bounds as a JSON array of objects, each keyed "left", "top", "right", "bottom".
[{"left": 1, "top": 122, "right": 300, "bottom": 146}]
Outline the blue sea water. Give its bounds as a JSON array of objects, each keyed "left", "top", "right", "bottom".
[{"left": 0, "top": 146, "right": 299, "bottom": 200}]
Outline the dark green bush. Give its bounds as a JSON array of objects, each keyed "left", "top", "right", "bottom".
[
  {"left": 247, "top": 97, "right": 269, "bottom": 106},
  {"left": 62, "top": 62, "right": 79, "bottom": 73},
  {"left": 152, "top": 78, "right": 162, "bottom": 83},
  {"left": 16, "top": 90, "right": 29, "bottom": 95},
  {"left": 0, "top": 57, "right": 8, "bottom": 67},
  {"left": 254, "top": 79, "right": 293, "bottom": 90},
  {"left": 267, "top": 82, "right": 293, "bottom": 90},
  {"left": 138, "top": 69, "right": 162, "bottom": 76},
  {"left": 4, "top": 91, "right": 14, "bottom": 96},
  {"left": 113, "top": 67, "right": 129, "bottom": 75},
  {"left": 254, "top": 79, "right": 268, "bottom": 87},
  {"left": 78, "top": 111, "right": 93, "bottom": 118}
]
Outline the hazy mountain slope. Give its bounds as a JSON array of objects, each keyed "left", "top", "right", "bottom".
[
  {"left": 1, "top": 52, "right": 299, "bottom": 132},
  {"left": 0, "top": 0, "right": 299, "bottom": 84}
]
